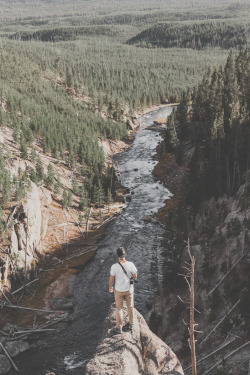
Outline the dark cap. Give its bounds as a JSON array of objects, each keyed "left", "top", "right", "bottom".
[{"left": 117, "top": 247, "right": 126, "bottom": 258}]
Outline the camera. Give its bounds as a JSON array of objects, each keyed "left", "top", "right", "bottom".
[{"left": 130, "top": 277, "right": 138, "bottom": 285}]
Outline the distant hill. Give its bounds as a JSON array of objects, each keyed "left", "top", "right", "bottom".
[
  {"left": 0, "top": 0, "right": 247, "bottom": 21},
  {"left": 128, "top": 19, "right": 250, "bottom": 49}
]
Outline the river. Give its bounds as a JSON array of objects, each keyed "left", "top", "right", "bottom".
[{"left": 9, "top": 106, "right": 173, "bottom": 375}]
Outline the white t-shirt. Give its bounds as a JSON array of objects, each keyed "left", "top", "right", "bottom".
[{"left": 110, "top": 261, "right": 137, "bottom": 292}]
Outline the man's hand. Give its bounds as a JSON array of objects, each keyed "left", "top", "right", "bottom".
[{"left": 109, "top": 275, "right": 115, "bottom": 293}]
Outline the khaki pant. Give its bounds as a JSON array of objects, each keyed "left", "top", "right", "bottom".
[{"left": 114, "top": 289, "right": 134, "bottom": 329}]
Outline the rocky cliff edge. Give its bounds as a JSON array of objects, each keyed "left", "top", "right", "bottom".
[{"left": 86, "top": 303, "right": 184, "bottom": 375}]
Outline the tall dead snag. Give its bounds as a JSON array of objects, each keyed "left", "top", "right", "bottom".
[
  {"left": 178, "top": 239, "right": 200, "bottom": 375},
  {"left": 189, "top": 241, "right": 197, "bottom": 375}
]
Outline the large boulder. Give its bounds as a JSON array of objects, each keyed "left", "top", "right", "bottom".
[
  {"left": 0, "top": 355, "right": 11, "bottom": 375},
  {"left": 5, "top": 340, "right": 29, "bottom": 358},
  {"left": 86, "top": 304, "right": 184, "bottom": 375}
]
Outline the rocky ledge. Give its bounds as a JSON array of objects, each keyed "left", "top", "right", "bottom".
[
  {"left": 0, "top": 339, "right": 29, "bottom": 374},
  {"left": 86, "top": 304, "right": 184, "bottom": 375}
]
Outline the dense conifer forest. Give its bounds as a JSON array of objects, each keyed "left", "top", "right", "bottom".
[
  {"left": 128, "top": 19, "right": 250, "bottom": 49},
  {"left": 166, "top": 50, "right": 250, "bottom": 206},
  {"left": 159, "top": 49, "right": 250, "bottom": 372},
  {"left": 0, "top": 0, "right": 247, "bottom": 234},
  {"left": 1, "top": 0, "right": 234, "bottom": 217}
]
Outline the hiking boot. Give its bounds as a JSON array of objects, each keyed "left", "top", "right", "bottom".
[
  {"left": 113, "top": 327, "right": 122, "bottom": 335},
  {"left": 127, "top": 324, "right": 134, "bottom": 332}
]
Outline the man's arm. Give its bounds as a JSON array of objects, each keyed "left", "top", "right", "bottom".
[
  {"left": 109, "top": 275, "right": 115, "bottom": 293},
  {"left": 132, "top": 273, "right": 137, "bottom": 280}
]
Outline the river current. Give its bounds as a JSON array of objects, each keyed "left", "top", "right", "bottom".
[{"left": 10, "top": 106, "right": 173, "bottom": 375}]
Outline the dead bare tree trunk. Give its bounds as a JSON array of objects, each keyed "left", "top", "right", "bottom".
[
  {"left": 85, "top": 207, "right": 92, "bottom": 239},
  {"left": 178, "top": 239, "right": 199, "bottom": 375},
  {"left": 25, "top": 209, "right": 29, "bottom": 281},
  {"left": 188, "top": 240, "right": 197, "bottom": 375},
  {"left": 4, "top": 256, "right": 9, "bottom": 285}
]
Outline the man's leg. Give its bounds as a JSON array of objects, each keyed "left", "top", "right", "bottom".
[
  {"left": 125, "top": 291, "right": 134, "bottom": 325},
  {"left": 114, "top": 290, "right": 124, "bottom": 329}
]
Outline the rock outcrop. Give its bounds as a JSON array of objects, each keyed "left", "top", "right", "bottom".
[
  {"left": 0, "top": 339, "right": 29, "bottom": 375},
  {"left": 86, "top": 304, "right": 184, "bottom": 375},
  {"left": 10, "top": 181, "right": 42, "bottom": 270}
]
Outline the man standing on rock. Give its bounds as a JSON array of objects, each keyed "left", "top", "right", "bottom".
[{"left": 109, "top": 247, "right": 137, "bottom": 334}]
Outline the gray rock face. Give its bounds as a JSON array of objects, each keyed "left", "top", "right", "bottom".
[
  {"left": 0, "top": 354, "right": 11, "bottom": 375},
  {"left": 0, "top": 340, "right": 29, "bottom": 375},
  {"left": 86, "top": 304, "right": 184, "bottom": 375},
  {"left": 5, "top": 340, "right": 29, "bottom": 358},
  {"left": 126, "top": 117, "right": 140, "bottom": 131},
  {"left": 10, "top": 181, "right": 42, "bottom": 270}
]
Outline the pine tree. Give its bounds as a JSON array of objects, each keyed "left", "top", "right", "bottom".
[
  {"left": 30, "top": 146, "right": 37, "bottom": 162},
  {"left": 79, "top": 186, "right": 88, "bottom": 211},
  {"left": 30, "top": 168, "right": 37, "bottom": 183},
  {"left": 93, "top": 180, "right": 105, "bottom": 207},
  {"left": 67, "top": 190, "right": 73, "bottom": 207},
  {"left": 16, "top": 181, "right": 26, "bottom": 202},
  {"left": 46, "top": 163, "right": 55, "bottom": 189},
  {"left": 20, "top": 135, "right": 28, "bottom": 159},
  {"left": 54, "top": 177, "right": 61, "bottom": 196},
  {"left": 72, "top": 176, "right": 79, "bottom": 194},
  {"left": 36, "top": 157, "right": 44, "bottom": 183},
  {"left": 61, "top": 189, "right": 68, "bottom": 209}
]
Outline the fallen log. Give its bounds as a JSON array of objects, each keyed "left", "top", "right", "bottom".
[
  {"left": 68, "top": 208, "right": 84, "bottom": 235},
  {"left": 203, "top": 340, "right": 250, "bottom": 375},
  {"left": 52, "top": 256, "right": 63, "bottom": 265},
  {"left": 199, "top": 300, "right": 240, "bottom": 347},
  {"left": 40, "top": 269, "right": 55, "bottom": 272},
  {"left": 14, "top": 328, "right": 56, "bottom": 336},
  {"left": 207, "top": 253, "right": 246, "bottom": 297},
  {"left": 0, "top": 288, "right": 12, "bottom": 304},
  {"left": 94, "top": 214, "right": 115, "bottom": 230},
  {"left": 64, "top": 246, "right": 96, "bottom": 261},
  {"left": 184, "top": 338, "right": 235, "bottom": 371},
  {"left": 11, "top": 278, "right": 39, "bottom": 295},
  {"left": 0, "top": 302, "right": 59, "bottom": 314}
]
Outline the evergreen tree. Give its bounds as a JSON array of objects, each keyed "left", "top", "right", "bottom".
[
  {"left": 72, "top": 176, "right": 79, "bottom": 194},
  {"left": 16, "top": 181, "right": 26, "bottom": 202},
  {"left": 61, "top": 189, "right": 68, "bottom": 209},
  {"left": 30, "top": 168, "right": 37, "bottom": 183},
  {"left": 54, "top": 177, "right": 61, "bottom": 196},
  {"left": 93, "top": 179, "right": 105, "bottom": 207},
  {"left": 20, "top": 134, "right": 28, "bottom": 159},
  {"left": 46, "top": 163, "right": 55, "bottom": 189},
  {"left": 36, "top": 157, "right": 44, "bottom": 183},
  {"left": 30, "top": 146, "right": 37, "bottom": 162},
  {"left": 67, "top": 190, "right": 73, "bottom": 207},
  {"left": 79, "top": 186, "right": 88, "bottom": 211}
]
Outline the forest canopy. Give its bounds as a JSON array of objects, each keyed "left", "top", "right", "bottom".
[
  {"left": 128, "top": 19, "right": 250, "bottom": 49},
  {"left": 165, "top": 49, "right": 250, "bottom": 207}
]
